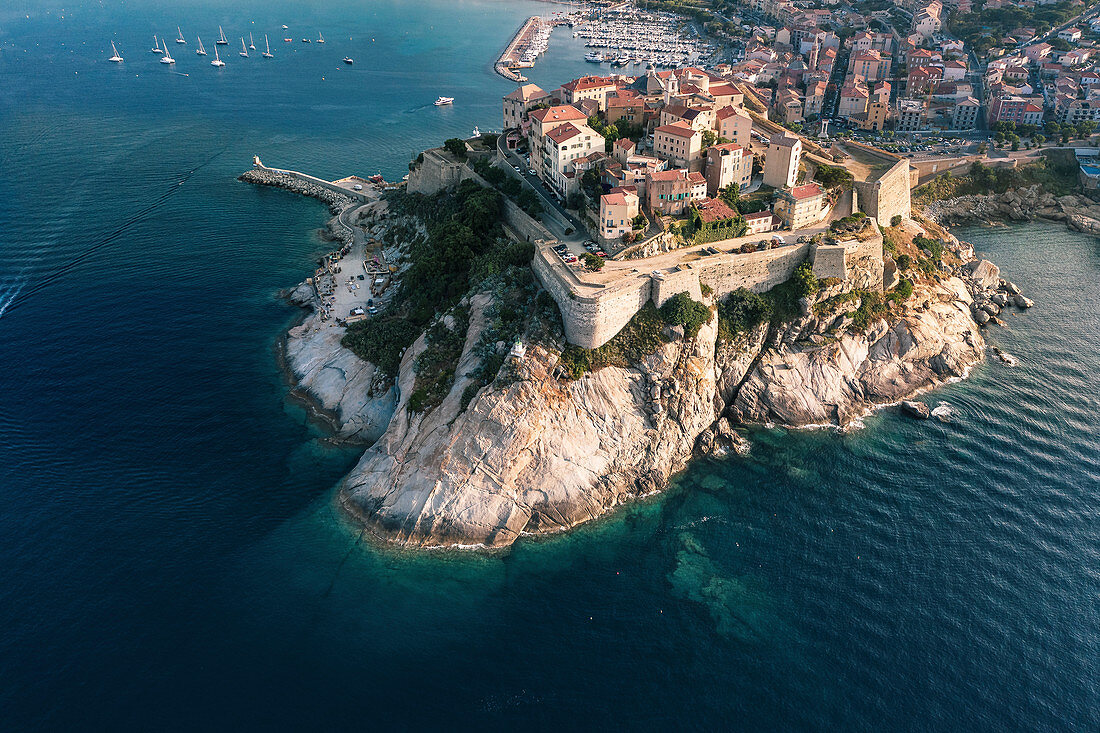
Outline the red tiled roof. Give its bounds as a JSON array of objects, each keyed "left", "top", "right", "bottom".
[
  {"left": 529, "top": 105, "right": 587, "bottom": 124},
  {"left": 547, "top": 123, "right": 583, "bottom": 144},
  {"left": 655, "top": 121, "right": 698, "bottom": 138},
  {"left": 787, "top": 183, "right": 823, "bottom": 200},
  {"left": 561, "top": 75, "right": 616, "bottom": 92}
]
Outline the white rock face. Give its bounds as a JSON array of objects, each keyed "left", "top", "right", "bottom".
[
  {"left": 342, "top": 311, "right": 720, "bottom": 548},
  {"left": 284, "top": 313, "right": 396, "bottom": 443}
]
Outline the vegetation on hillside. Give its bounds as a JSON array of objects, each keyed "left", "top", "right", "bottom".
[
  {"left": 716, "top": 262, "right": 819, "bottom": 343},
  {"left": 913, "top": 151, "right": 1081, "bottom": 205},
  {"left": 949, "top": 2, "right": 1079, "bottom": 55}
]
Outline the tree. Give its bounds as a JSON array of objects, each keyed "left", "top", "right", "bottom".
[
  {"left": 719, "top": 182, "right": 741, "bottom": 208},
  {"left": 659, "top": 292, "right": 711, "bottom": 338},
  {"left": 1076, "top": 120, "right": 1096, "bottom": 139},
  {"left": 443, "top": 138, "right": 467, "bottom": 159},
  {"left": 583, "top": 253, "right": 604, "bottom": 271},
  {"left": 977, "top": 142, "right": 988, "bottom": 155},
  {"left": 994, "top": 131, "right": 1005, "bottom": 145},
  {"left": 1008, "top": 133, "right": 1020, "bottom": 151},
  {"left": 1033, "top": 134, "right": 1046, "bottom": 147},
  {"left": 702, "top": 129, "right": 718, "bottom": 148}
]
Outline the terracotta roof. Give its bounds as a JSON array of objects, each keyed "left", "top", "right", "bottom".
[
  {"left": 688, "top": 171, "right": 706, "bottom": 184},
  {"left": 694, "top": 197, "right": 739, "bottom": 223},
  {"left": 787, "top": 183, "right": 823, "bottom": 200},
  {"left": 561, "top": 75, "right": 616, "bottom": 92},
  {"left": 504, "top": 83, "right": 546, "bottom": 102},
  {"left": 648, "top": 168, "right": 690, "bottom": 182},
  {"left": 547, "top": 123, "right": 583, "bottom": 144},
  {"left": 655, "top": 121, "right": 699, "bottom": 138},
  {"left": 529, "top": 105, "right": 587, "bottom": 124},
  {"left": 743, "top": 211, "right": 775, "bottom": 222}
]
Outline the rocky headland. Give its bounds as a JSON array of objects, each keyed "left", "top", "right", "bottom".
[
  {"left": 255, "top": 173, "right": 1032, "bottom": 551},
  {"left": 923, "top": 184, "right": 1100, "bottom": 236}
]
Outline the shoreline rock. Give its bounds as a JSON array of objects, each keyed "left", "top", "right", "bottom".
[{"left": 923, "top": 184, "right": 1100, "bottom": 236}]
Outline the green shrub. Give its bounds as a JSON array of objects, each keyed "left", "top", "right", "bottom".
[
  {"left": 891, "top": 278, "right": 914, "bottom": 304},
  {"left": 443, "top": 138, "right": 467, "bottom": 159},
  {"left": 718, "top": 287, "right": 772, "bottom": 342},
  {"left": 895, "top": 254, "right": 912, "bottom": 270},
  {"left": 342, "top": 317, "right": 422, "bottom": 377},
  {"left": 891, "top": 214, "right": 902, "bottom": 226},
  {"left": 659, "top": 292, "right": 712, "bottom": 338},
  {"left": 557, "top": 303, "right": 669, "bottom": 379},
  {"left": 583, "top": 253, "right": 604, "bottom": 271}
]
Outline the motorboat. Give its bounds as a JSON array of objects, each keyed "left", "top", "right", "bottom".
[
  {"left": 434, "top": 96, "right": 454, "bottom": 106},
  {"left": 108, "top": 41, "right": 123, "bottom": 63},
  {"left": 585, "top": 51, "right": 603, "bottom": 63},
  {"left": 343, "top": 57, "right": 354, "bottom": 64},
  {"left": 301, "top": 38, "right": 311, "bottom": 43}
]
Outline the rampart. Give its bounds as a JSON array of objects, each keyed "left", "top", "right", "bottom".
[{"left": 854, "top": 157, "right": 912, "bottom": 224}]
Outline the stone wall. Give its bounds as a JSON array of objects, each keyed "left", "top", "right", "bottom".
[
  {"left": 531, "top": 248, "right": 651, "bottom": 348},
  {"left": 812, "top": 244, "right": 847, "bottom": 281},
  {"left": 695, "top": 241, "right": 813, "bottom": 299},
  {"left": 251, "top": 161, "right": 371, "bottom": 203},
  {"left": 854, "top": 157, "right": 912, "bottom": 223},
  {"left": 652, "top": 268, "right": 703, "bottom": 307},
  {"left": 407, "top": 149, "right": 466, "bottom": 195},
  {"left": 842, "top": 233, "right": 885, "bottom": 292}
]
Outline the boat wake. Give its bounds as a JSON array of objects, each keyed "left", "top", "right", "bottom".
[{"left": 0, "top": 276, "right": 27, "bottom": 320}]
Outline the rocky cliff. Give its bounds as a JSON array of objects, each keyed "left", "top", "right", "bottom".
[
  {"left": 923, "top": 184, "right": 1100, "bottom": 236},
  {"left": 337, "top": 254, "right": 1013, "bottom": 549}
]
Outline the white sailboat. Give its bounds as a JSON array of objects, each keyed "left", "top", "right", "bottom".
[
  {"left": 239, "top": 38, "right": 249, "bottom": 57},
  {"left": 317, "top": 32, "right": 325, "bottom": 43},
  {"left": 196, "top": 37, "right": 207, "bottom": 56},
  {"left": 151, "top": 35, "right": 163, "bottom": 53},
  {"left": 159, "top": 38, "right": 175, "bottom": 64},
  {"left": 216, "top": 26, "right": 228, "bottom": 45},
  {"left": 211, "top": 46, "right": 225, "bottom": 67},
  {"left": 262, "top": 35, "right": 273, "bottom": 58},
  {"left": 108, "top": 41, "right": 123, "bottom": 63},
  {"left": 249, "top": 32, "right": 256, "bottom": 50},
  {"left": 175, "top": 26, "right": 186, "bottom": 44}
]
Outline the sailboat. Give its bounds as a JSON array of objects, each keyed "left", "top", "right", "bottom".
[
  {"left": 211, "top": 46, "right": 225, "bottom": 67},
  {"left": 262, "top": 35, "right": 273, "bottom": 58},
  {"left": 160, "top": 39, "right": 175, "bottom": 64},
  {"left": 249, "top": 32, "right": 256, "bottom": 50},
  {"left": 175, "top": 26, "right": 186, "bottom": 44},
  {"left": 216, "top": 26, "right": 228, "bottom": 45},
  {"left": 151, "top": 35, "right": 163, "bottom": 53},
  {"left": 239, "top": 38, "right": 249, "bottom": 57},
  {"left": 317, "top": 32, "right": 325, "bottom": 44},
  {"left": 196, "top": 37, "right": 207, "bottom": 56},
  {"left": 108, "top": 41, "right": 123, "bottom": 63}
]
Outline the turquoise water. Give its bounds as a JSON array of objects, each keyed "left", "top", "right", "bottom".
[{"left": 2, "top": 2, "right": 1099, "bottom": 730}]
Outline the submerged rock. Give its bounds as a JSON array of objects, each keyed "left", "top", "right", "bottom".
[{"left": 901, "top": 400, "right": 931, "bottom": 419}]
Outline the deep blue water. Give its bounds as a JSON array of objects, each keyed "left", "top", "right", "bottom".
[{"left": 2, "top": 2, "right": 1099, "bottom": 730}]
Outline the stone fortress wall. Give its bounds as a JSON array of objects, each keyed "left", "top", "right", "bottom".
[{"left": 410, "top": 147, "right": 885, "bottom": 350}]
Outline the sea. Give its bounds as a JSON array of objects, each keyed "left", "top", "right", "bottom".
[{"left": 1, "top": 1, "right": 1098, "bottom": 730}]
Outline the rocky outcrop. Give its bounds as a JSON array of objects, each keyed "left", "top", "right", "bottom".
[
  {"left": 924, "top": 184, "right": 1100, "bottom": 236},
  {"left": 341, "top": 302, "right": 721, "bottom": 548},
  {"left": 283, "top": 317, "right": 396, "bottom": 443},
  {"left": 729, "top": 276, "right": 982, "bottom": 426}
]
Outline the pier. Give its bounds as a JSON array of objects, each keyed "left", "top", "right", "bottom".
[{"left": 495, "top": 16, "right": 546, "bottom": 82}]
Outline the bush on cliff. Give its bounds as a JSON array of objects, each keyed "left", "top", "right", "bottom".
[
  {"left": 342, "top": 316, "right": 422, "bottom": 377},
  {"left": 717, "top": 288, "right": 772, "bottom": 342},
  {"left": 558, "top": 303, "right": 668, "bottom": 379},
  {"left": 659, "top": 292, "right": 712, "bottom": 338},
  {"left": 443, "top": 138, "right": 468, "bottom": 159}
]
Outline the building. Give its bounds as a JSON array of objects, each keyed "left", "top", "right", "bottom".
[
  {"left": 704, "top": 143, "right": 754, "bottom": 197},
  {"left": 542, "top": 122, "right": 603, "bottom": 196},
  {"left": 847, "top": 49, "right": 890, "bottom": 83},
  {"left": 773, "top": 182, "right": 827, "bottom": 229},
  {"left": 558, "top": 75, "right": 617, "bottom": 111},
  {"left": 646, "top": 168, "right": 708, "bottom": 216},
  {"left": 1059, "top": 98, "right": 1100, "bottom": 125},
  {"left": 1057, "top": 27, "right": 1082, "bottom": 43},
  {"left": 763, "top": 132, "right": 802, "bottom": 189},
  {"left": 605, "top": 91, "right": 645, "bottom": 126},
  {"left": 952, "top": 97, "right": 981, "bottom": 129},
  {"left": 653, "top": 120, "right": 704, "bottom": 172},
  {"left": 502, "top": 83, "right": 549, "bottom": 130},
  {"left": 744, "top": 210, "right": 780, "bottom": 234},
  {"left": 988, "top": 95, "right": 1044, "bottom": 126},
  {"left": 896, "top": 99, "right": 925, "bottom": 131},
  {"left": 715, "top": 105, "right": 753, "bottom": 146},
  {"left": 527, "top": 105, "right": 589, "bottom": 179},
  {"left": 599, "top": 187, "right": 640, "bottom": 243},
  {"left": 854, "top": 100, "right": 890, "bottom": 131},
  {"left": 838, "top": 77, "right": 870, "bottom": 118}
]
